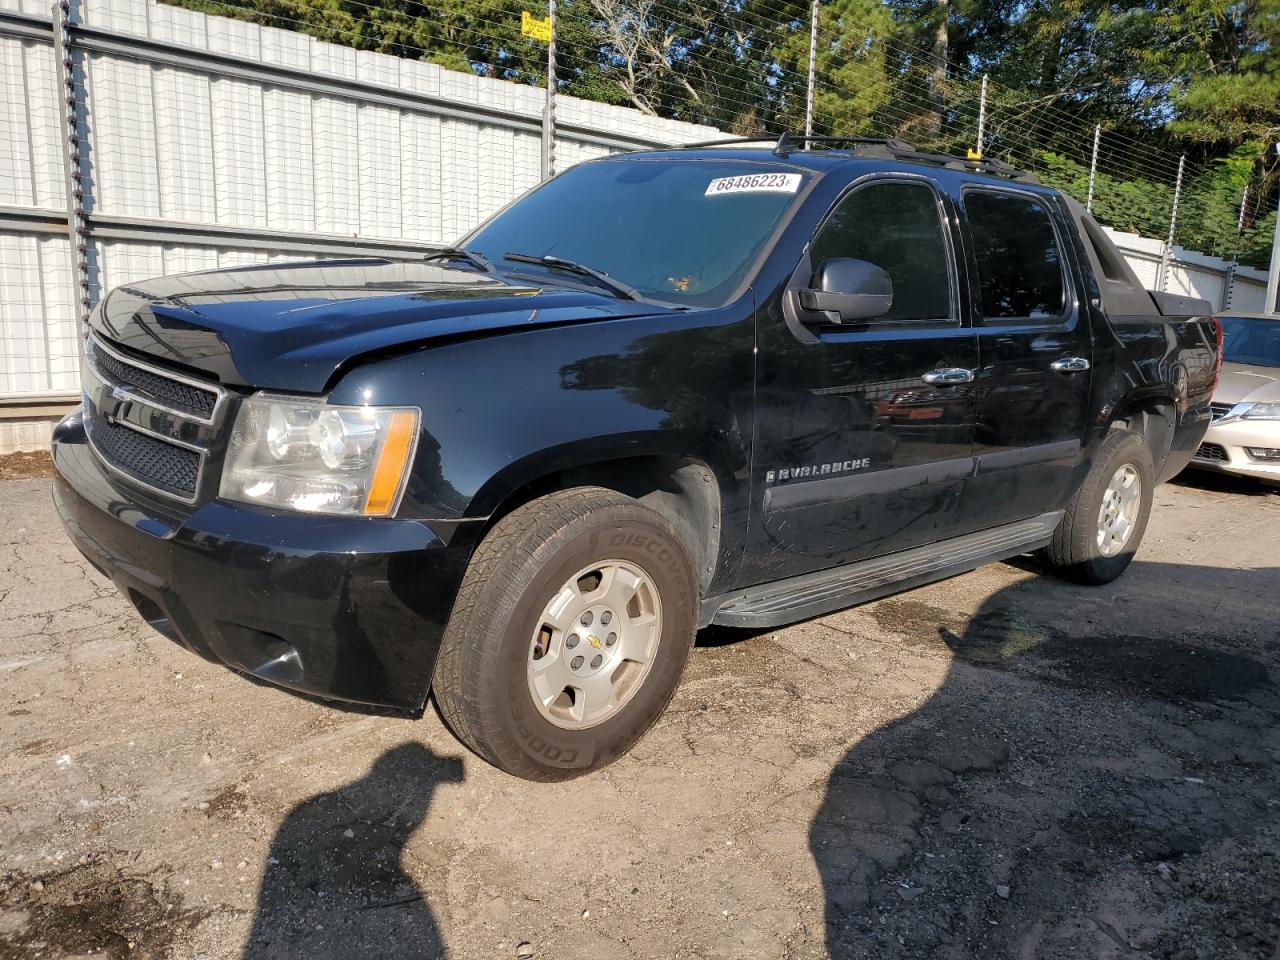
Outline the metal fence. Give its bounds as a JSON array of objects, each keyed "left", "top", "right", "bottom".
[{"left": 0, "top": 0, "right": 1274, "bottom": 432}]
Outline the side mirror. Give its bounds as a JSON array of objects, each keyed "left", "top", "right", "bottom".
[{"left": 797, "top": 258, "right": 893, "bottom": 323}]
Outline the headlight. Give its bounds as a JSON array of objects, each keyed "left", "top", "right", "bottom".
[
  {"left": 1221, "top": 401, "right": 1280, "bottom": 422},
  {"left": 219, "top": 394, "right": 419, "bottom": 516},
  {"left": 1239, "top": 402, "right": 1280, "bottom": 420}
]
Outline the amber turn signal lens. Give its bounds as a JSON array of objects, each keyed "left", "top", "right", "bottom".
[{"left": 362, "top": 410, "right": 418, "bottom": 516}]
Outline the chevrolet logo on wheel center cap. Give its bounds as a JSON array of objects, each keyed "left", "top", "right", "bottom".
[{"left": 586, "top": 634, "right": 603, "bottom": 650}]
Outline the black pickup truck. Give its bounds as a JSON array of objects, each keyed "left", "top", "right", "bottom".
[{"left": 52, "top": 138, "right": 1221, "bottom": 780}]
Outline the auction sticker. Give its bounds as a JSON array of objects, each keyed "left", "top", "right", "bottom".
[{"left": 705, "top": 173, "right": 803, "bottom": 196}]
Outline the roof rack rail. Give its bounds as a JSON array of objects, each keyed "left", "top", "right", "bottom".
[
  {"left": 673, "top": 133, "right": 1040, "bottom": 183},
  {"left": 677, "top": 134, "right": 917, "bottom": 158}
]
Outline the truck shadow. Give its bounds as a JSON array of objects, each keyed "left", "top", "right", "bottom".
[
  {"left": 1169, "top": 469, "right": 1279, "bottom": 498},
  {"left": 242, "top": 742, "right": 463, "bottom": 959},
  {"left": 808, "top": 558, "right": 1278, "bottom": 958}
]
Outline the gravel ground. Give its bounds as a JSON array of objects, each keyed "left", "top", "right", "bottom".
[{"left": 1, "top": 466, "right": 1277, "bottom": 960}]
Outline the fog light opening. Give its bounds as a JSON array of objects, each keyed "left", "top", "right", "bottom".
[{"left": 1245, "top": 447, "right": 1280, "bottom": 461}]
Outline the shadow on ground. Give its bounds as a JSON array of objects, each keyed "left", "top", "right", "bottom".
[
  {"left": 1170, "top": 468, "right": 1279, "bottom": 498},
  {"left": 242, "top": 743, "right": 463, "bottom": 959},
  {"left": 810, "top": 560, "right": 1279, "bottom": 959}
]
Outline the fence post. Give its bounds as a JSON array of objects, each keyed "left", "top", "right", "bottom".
[
  {"left": 974, "top": 73, "right": 987, "bottom": 157},
  {"left": 804, "top": 0, "right": 818, "bottom": 138},
  {"left": 1223, "top": 183, "right": 1249, "bottom": 310},
  {"left": 1086, "top": 123, "right": 1100, "bottom": 212},
  {"left": 52, "top": 0, "right": 91, "bottom": 337},
  {"left": 1267, "top": 170, "right": 1280, "bottom": 315},
  {"left": 1157, "top": 154, "right": 1185, "bottom": 293},
  {"left": 540, "top": 0, "right": 557, "bottom": 180}
]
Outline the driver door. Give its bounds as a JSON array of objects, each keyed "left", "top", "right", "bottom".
[{"left": 742, "top": 175, "right": 979, "bottom": 584}]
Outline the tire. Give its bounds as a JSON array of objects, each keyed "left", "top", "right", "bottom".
[
  {"left": 1040, "top": 430, "right": 1154, "bottom": 585},
  {"left": 431, "top": 487, "right": 698, "bottom": 781}
]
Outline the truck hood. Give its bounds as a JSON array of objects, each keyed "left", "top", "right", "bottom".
[
  {"left": 91, "top": 258, "right": 671, "bottom": 393},
  {"left": 1215, "top": 362, "right": 1280, "bottom": 406}
]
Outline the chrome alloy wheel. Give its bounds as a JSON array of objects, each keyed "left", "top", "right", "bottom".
[
  {"left": 1096, "top": 463, "right": 1141, "bottom": 558},
  {"left": 527, "top": 559, "right": 663, "bottom": 730}
]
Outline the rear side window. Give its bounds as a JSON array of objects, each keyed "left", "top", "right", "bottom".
[
  {"left": 809, "top": 180, "right": 953, "bottom": 322},
  {"left": 965, "top": 190, "right": 1065, "bottom": 321}
]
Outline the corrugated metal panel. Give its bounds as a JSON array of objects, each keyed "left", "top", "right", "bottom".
[
  {"left": 154, "top": 67, "right": 215, "bottom": 222},
  {"left": 313, "top": 96, "right": 359, "bottom": 236},
  {"left": 211, "top": 77, "right": 266, "bottom": 227},
  {"left": 264, "top": 87, "right": 314, "bottom": 231},
  {"left": 87, "top": 53, "right": 160, "bottom": 217},
  {"left": 39, "top": 235, "right": 76, "bottom": 391},
  {"left": 0, "top": 36, "right": 34, "bottom": 207},
  {"left": 0, "top": 233, "right": 49, "bottom": 392}
]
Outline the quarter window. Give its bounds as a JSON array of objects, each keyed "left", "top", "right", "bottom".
[
  {"left": 809, "top": 180, "right": 954, "bottom": 323},
  {"left": 965, "top": 191, "right": 1065, "bottom": 320}
]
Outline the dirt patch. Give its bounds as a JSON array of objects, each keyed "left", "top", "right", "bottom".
[
  {"left": 202, "top": 782, "right": 250, "bottom": 821},
  {"left": 0, "top": 857, "right": 209, "bottom": 960},
  {"left": 0, "top": 452, "right": 55, "bottom": 481}
]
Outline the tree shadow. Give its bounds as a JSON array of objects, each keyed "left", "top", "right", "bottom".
[
  {"left": 243, "top": 742, "right": 464, "bottom": 959},
  {"left": 809, "top": 560, "right": 1278, "bottom": 959}
]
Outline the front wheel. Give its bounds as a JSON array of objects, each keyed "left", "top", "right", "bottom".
[
  {"left": 1040, "top": 430, "right": 1154, "bottom": 585},
  {"left": 431, "top": 487, "right": 698, "bottom": 781}
]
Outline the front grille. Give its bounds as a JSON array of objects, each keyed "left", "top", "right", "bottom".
[
  {"left": 1210, "top": 402, "right": 1234, "bottom": 422},
  {"left": 81, "top": 333, "right": 226, "bottom": 503},
  {"left": 84, "top": 412, "right": 200, "bottom": 498},
  {"left": 85, "top": 336, "right": 218, "bottom": 421},
  {"left": 1194, "top": 442, "right": 1229, "bottom": 463}
]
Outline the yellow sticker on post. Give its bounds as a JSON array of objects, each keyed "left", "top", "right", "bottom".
[
  {"left": 704, "top": 173, "right": 803, "bottom": 196},
  {"left": 521, "top": 10, "right": 552, "bottom": 41}
]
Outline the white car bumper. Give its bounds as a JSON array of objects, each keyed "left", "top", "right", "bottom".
[{"left": 1190, "top": 416, "right": 1280, "bottom": 483}]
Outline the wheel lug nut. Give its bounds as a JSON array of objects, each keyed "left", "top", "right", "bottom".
[
  {"left": 600, "top": 611, "right": 612, "bottom": 625},
  {"left": 580, "top": 612, "right": 593, "bottom": 626},
  {"left": 571, "top": 655, "right": 584, "bottom": 670},
  {"left": 606, "top": 633, "right": 617, "bottom": 646},
  {"left": 590, "top": 654, "right": 603, "bottom": 668},
  {"left": 566, "top": 634, "right": 579, "bottom": 649}
]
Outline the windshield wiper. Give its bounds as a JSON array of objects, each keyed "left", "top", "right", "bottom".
[
  {"left": 423, "top": 247, "right": 495, "bottom": 274},
  {"left": 503, "top": 252, "right": 644, "bottom": 302}
]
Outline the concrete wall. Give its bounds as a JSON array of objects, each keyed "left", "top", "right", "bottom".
[{"left": 1102, "top": 227, "right": 1270, "bottom": 313}]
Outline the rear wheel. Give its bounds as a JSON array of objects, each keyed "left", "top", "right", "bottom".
[
  {"left": 1040, "top": 430, "right": 1154, "bottom": 585},
  {"left": 432, "top": 487, "right": 698, "bottom": 781}
]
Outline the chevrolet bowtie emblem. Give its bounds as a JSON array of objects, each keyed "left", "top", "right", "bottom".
[{"left": 586, "top": 634, "right": 603, "bottom": 650}]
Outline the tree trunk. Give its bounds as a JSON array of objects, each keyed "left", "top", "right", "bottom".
[{"left": 928, "top": 0, "right": 949, "bottom": 138}]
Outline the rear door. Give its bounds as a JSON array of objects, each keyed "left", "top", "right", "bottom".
[
  {"left": 742, "top": 174, "right": 979, "bottom": 583},
  {"left": 956, "top": 187, "right": 1093, "bottom": 530}
]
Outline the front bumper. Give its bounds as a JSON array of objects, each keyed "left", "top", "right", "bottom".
[
  {"left": 1188, "top": 417, "right": 1280, "bottom": 484},
  {"left": 51, "top": 411, "right": 476, "bottom": 710}
]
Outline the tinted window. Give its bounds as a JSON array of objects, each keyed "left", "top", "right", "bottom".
[
  {"left": 809, "top": 180, "right": 952, "bottom": 322},
  {"left": 1220, "top": 316, "right": 1280, "bottom": 367},
  {"left": 966, "top": 191, "right": 1065, "bottom": 320},
  {"left": 464, "top": 159, "right": 805, "bottom": 307}
]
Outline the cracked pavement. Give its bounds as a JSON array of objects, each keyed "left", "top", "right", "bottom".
[{"left": 1, "top": 467, "right": 1278, "bottom": 959}]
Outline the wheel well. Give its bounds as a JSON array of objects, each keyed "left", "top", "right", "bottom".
[
  {"left": 479, "top": 456, "right": 723, "bottom": 594},
  {"left": 1108, "top": 401, "right": 1175, "bottom": 471}
]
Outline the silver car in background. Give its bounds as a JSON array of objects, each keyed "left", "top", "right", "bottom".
[{"left": 1189, "top": 313, "right": 1280, "bottom": 486}]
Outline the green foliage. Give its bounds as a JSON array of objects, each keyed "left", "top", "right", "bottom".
[{"left": 1037, "top": 147, "right": 1275, "bottom": 269}]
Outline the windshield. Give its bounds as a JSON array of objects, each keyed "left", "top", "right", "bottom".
[
  {"left": 1220, "top": 315, "right": 1280, "bottom": 367},
  {"left": 462, "top": 158, "right": 808, "bottom": 307}
]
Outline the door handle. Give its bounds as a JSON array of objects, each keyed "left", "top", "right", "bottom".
[
  {"left": 1050, "top": 357, "right": 1091, "bottom": 373},
  {"left": 921, "top": 368, "right": 975, "bottom": 386}
]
